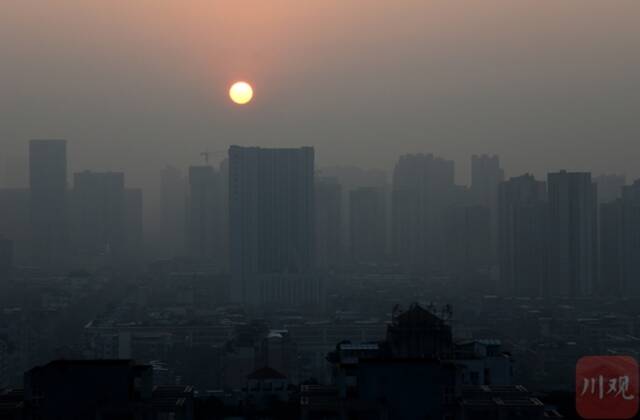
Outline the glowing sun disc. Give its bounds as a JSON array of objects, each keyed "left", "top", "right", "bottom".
[{"left": 229, "top": 81, "right": 253, "bottom": 105}]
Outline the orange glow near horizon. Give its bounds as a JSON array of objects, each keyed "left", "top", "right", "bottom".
[{"left": 229, "top": 81, "right": 253, "bottom": 105}]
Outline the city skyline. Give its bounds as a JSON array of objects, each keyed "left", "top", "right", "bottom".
[
  {"left": 4, "top": 138, "right": 638, "bottom": 299},
  {"left": 2, "top": 2, "right": 640, "bottom": 418}
]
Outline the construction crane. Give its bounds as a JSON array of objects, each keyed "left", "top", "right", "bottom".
[{"left": 200, "top": 150, "right": 226, "bottom": 165}]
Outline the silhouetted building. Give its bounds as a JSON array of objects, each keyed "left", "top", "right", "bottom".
[
  {"left": 471, "top": 154, "right": 504, "bottom": 260},
  {"left": 547, "top": 171, "right": 598, "bottom": 296},
  {"left": 257, "top": 330, "right": 298, "bottom": 381},
  {"left": 358, "top": 359, "right": 456, "bottom": 420},
  {"left": 218, "top": 158, "right": 230, "bottom": 271},
  {"left": 349, "top": 187, "right": 386, "bottom": 263},
  {"left": 24, "top": 359, "right": 153, "bottom": 420},
  {"left": 444, "top": 205, "right": 492, "bottom": 289},
  {"left": 29, "top": 139, "right": 68, "bottom": 268},
  {"left": 0, "top": 189, "right": 30, "bottom": 262},
  {"left": 471, "top": 155, "right": 504, "bottom": 209},
  {"left": 392, "top": 153, "right": 455, "bottom": 273},
  {"left": 498, "top": 174, "right": 548, "bottom": 296},
  {"left": 124, "top": 188, "right": 144, "bottom": 262},
  {"left": 21, "top": 360, "right": 195, "bottom": 420},
  {"left": 71, "top": 171, "right": 126, "bottom": 262},
  {"left": 187, "top": 165, "right": 213, "bottom": 260},
  {"left": 319, "top": 166, "right": 387, "bottom": 253},
  {"left": 186, "top": 163, "right": 227, "bottom": 268},
  {"left": 620, "top": 180, "right": 640, "bottom": 296},
  {"left": 315, "top": 176, "right": 343, "bottom": 270},
  {"left": 229, "top": 146, "right": 315, "bottom": 305},
  {"left": 160, "top": 165, "right": 187, "bottom": 257},
  {"left": 386, "top": 304, "right": 453, "bottom": 359},
  {"left": 246, "top": 367, "right": 289, "bottom": 409},
  {"left": 0, "top": 389, "right": 23, "bottom": 420},
  {"left": 187, "top": 165, "right": 222, "bottom": 262},
  {"left": 325, "top": 304, "right": 457, "bottom": 420},
  {"left": 600, "top": 198, "right": 622, "bottom": 295},
  {"left": 595, "top": 173, "right": 626, "bottom": 204},
  {"left": 455, "top": 339, "right": 513, "bottom": 386},
  {"left": 598, "top": 180, "right": 640, "bottom": 296},
  {"left": 321, "top": 305, "right": 525, "bottom": 419}
]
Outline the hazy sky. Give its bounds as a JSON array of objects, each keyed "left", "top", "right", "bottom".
[{"left": 1, "top": 0, "right": 639, "bottom": 191}]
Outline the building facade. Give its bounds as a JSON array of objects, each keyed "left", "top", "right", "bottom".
[
  {"left": 471, "top": 154, "right": 504, "bottom": 262},
  {"left": 620, "top": 180, "right": 640, "bottom": 296},
  {"left": 187, "top": 165, "right": 221, "bottom": 263},
  {"left": 498, "top": 174, "right": 548, "bottom": 297},
  {"left": 349, "top": 187, "right": 386, "bottom": 264},
  {"left": 391, "top": 153, "right": 455, "bottom": 273},
  {"left": 547, "top": 171, "right": 598, "bottom": 297},
  {"left": 229, "top": 146, "right": 315, "bottom": 305},
  {"left": 29, "top": 139, "right": 68, "bottom": 267},
  {"left": 71, "top": 171, "right": 126, "bottom": 262},
  {"left": 315, "top": 176, "right": 342, "bottom": 270},
  {"left": 160, "top": 165, "right": 187, "bottom": 258}
]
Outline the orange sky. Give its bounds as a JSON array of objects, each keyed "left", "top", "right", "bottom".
[{"left": 1, "top": 1, "right": 639, "bottom": 191}]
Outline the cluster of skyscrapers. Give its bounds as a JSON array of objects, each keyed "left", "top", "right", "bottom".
[
  {"left": 2, "top": 140, "right": 638, "bottom": 302},
  {"left": 0, "top": 140, "right": 143, "bottom": 272}
]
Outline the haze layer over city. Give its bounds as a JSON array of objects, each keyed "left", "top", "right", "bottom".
[{"left": 1, "top": 1, "right": 640, "bottom": 419}]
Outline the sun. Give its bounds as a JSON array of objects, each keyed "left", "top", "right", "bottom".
[{"left": 229, "top": 81, "right": 253, "bottom": 105}]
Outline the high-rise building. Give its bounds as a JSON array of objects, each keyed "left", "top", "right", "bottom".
[
  {"left": 498, "top": 174, "right": 548, "bottom": 297},
  {"left": 71, "top": 171, "right": 126, "bottom": 261},
  {"left": 471, "top": 155, "right": 505, "bottom": 210},
  {"left": 29, "top": 139, "right": 68, "bottom": 267},
  {"left": 315, "top": 177, "right": 342, "bottom": 270},
  {"left": 187, "top": 165, "right": 225, "bottom": 264},
  {"left": 595, "top": 174, "right": 627, "bottom": 295},
  {"left": 318, "top": 166, "right": 387, "bottom": 253},
  {"left": 594, "top": 174, "right": 626, "bottom": 204},
  {"left": 349, "top": 187, "right": 386, "bottom": 263},
  {"left": 620, "top": 180, "right": 640, "bottom": 296},
  {"left": 218, "top": 158, "right": 230, "bottom": 271},
  {"left": 229, "top": 146, "right": 315, "bottom": 305},
  {"left": 599, "top": 198, "right": 622, "bottom": 295},
  {"left": 124, "top": 188, "right": 144, "bottom": 262},
  {"left": 598, "top": 180, "right": 640, "bottom": 297},
  {"left": 444, "top": 205, "right": 491, "bottom": 288},
  {"left": 0, "top": 189, "right": 30, "bottom": 262},
  {"left": 547, "top": 171, "right": 598, "bottom": 297},
  {"left": 471, "top": 154, "right": 504, "bottom": 262},
  {"left": 160, "top": 165, "right": 187, "bottom": 258},
  {"left": 391, "top": 153, "right": 455, "bottom": 273}
]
